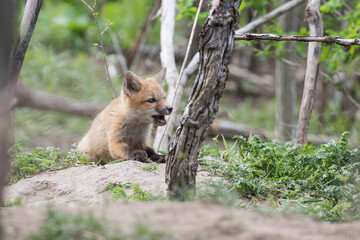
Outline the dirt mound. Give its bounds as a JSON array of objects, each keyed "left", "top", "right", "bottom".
[
  {"left": 3, "top": 160, "right": 222, "bottom": 205},
  {"left": 2, "top": 160, "right": 360, "bottom": 240}
]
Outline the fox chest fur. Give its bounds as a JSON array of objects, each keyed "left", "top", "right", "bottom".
[{"left": 78, "top": 68, "right": 172, "bottom": 164}]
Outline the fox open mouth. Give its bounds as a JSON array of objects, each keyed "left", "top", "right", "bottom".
[{"left": 152, "top": 115, "right": 167, "bottom": 126}]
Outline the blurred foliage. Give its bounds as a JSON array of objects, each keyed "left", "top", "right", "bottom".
[
  {"left": 27, "top": 208, "right": 176, "bottom": 240},
  {"left": 29, "top": 0, "right": 160, "bottom": 51},
  {"left": 200, "top": 133, "right": 360, "bottom": 222}
]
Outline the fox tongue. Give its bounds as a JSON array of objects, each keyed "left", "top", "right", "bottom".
[{"left": 157, "top": 117, "right": 167, "bottom": 126}]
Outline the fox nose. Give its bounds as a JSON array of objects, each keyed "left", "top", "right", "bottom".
[{"left": 167, "top": 107, "right": 173, "bottom": 114}]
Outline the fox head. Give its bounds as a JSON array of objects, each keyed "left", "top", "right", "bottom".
[{"left": 122, "top": 68, "right": 173, "bottom": 126}]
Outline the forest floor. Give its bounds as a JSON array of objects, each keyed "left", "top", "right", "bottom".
[{"left": 2, "top": 160, "right": 360, "bottom": 240}]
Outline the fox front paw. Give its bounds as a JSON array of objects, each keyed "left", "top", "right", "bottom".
[
  {"left": 129, "top": 150, "right": 152, "bottom": 163},
  {"left": 150, "top": 154, "right": 165, "bottom": 163},
  {"left": 144, "top": 147, "right": 165, "bottom": 163}
]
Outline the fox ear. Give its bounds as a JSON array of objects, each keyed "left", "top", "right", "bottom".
[
  {"left": 153, "top": 67, "right": 167, "bottom": 84},
  {"left": 123, "top": 71, "right": 142, "bottom": 95}
]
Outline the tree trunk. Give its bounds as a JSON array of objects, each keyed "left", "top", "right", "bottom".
[
  {"left": 295, "top": 0, "right": 323, "bottom": 145},
  {"left": 1, "top": 2, "right": 41, "bottom": 234},
  {"left": 0, "top": 0, "right": 15, "bottom": 236},
  {"left": 275, "top": 0, "right": 299, "bottom": 141},
  {"left": 165, "top": 0, "right": 242, "bottom": 199}
]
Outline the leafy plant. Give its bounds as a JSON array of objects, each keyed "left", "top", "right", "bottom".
[
  {"left": 199, "top": 132, "right": 360, "bottom": 222},
  {"left": 9, "top": 141, "right": 89, "bottom": 184}
]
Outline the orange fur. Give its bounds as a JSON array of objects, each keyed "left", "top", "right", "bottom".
[{"left": 78, "top": 68, "right": 172, "bottom": 164}]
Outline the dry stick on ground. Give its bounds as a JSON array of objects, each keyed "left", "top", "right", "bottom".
[
  {"left": 165, "top": 0, "right": 242, "bottom": 199},
  {"left": 296, "top": 0, "right": 323, "bottom": 145},
  {"left": 234, "top": 33, "right": 360, "bottom": 46}
]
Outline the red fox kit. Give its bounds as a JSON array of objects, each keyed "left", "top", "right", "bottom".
[{"left": 78, "top": 68, "right": 172, "bottom": 164}]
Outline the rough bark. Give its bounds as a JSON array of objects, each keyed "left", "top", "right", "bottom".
[
  {"left": 2, "top": 0, "right": 42, "bottom": 187},
  {"left": 0, "top": 0, "right": 15, "bottom": 236},
  {"left": 165, "top": 0, "right": 242, "bottom": 199},
  {"left": 296, "top": 0, "right": 323, "bottom": 145},
  {"left": 275, "top": 0, "right": 299, "bottom": 141},
  {"left": 234, "top": 33, "right": 360, "bottom": 46}
]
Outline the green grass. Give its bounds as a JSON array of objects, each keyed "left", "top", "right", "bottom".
[
  {"left": 9, "top": 140, "right": 89, "bottom": 184},
  {"left": 139, "top": 163, "right": 158, "bottom": 172},
  {"left": 199, "top": 132, "right": 360, "bottom": 222},
  {"left": 106, "top": 183, "right": 164, "bottom": 202}
]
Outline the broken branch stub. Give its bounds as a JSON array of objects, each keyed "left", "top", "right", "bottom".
[{"left": 165, "top": 0, "right": 242, "bottom": 199}]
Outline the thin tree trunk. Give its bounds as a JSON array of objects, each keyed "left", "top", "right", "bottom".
[
  {"left": 0, "top": 0, "right": 15, "bottom": 236},
  {"left": 165, "top": 0, "right": 242, "bottom": 199},
  {"left": 153, "top": 0, "right": 180, "bottom": 151},
  {"left": 0, "top": 3, "right": 41, "bottom": 231},
  {"left": 275, "top": 0, "right": 299, "bottom": 141},
  {"left": 295, "top": 0, "right": 323, "bottom": 145}
]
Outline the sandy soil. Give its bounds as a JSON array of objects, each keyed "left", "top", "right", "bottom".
[
  {"left": 3, "top": 160, "right": 222, "bottom": 205},
  {"left": 2, "top": 160, "right": 360, "bottom": 240}
]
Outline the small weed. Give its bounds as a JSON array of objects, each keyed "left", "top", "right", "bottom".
[{"left": 139, "top": 163, "right": 158, "bottom": 172}]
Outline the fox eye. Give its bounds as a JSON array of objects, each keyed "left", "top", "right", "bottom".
[{"left": 147, "top": 98, "right": 156, "bottom": 103}]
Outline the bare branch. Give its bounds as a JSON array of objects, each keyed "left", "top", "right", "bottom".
[
  {"left": 110, "top": 32, "right": 128, "bottom": 74},
  {"left": 81, "top": 0, "right": 93, "bottom": 11},
  {"left": 10, "top": 0, "right": 42, "bottom": 83},
  {"left": 235, "top": 33, "right": 360, "bottom": 46},
  {"left": 126, "top": 0, "right": 161, "bottom": 69},
  {"left": 235, "top": 0, "right": 305, "bottom": 34},
  {"left": 13, "top": 83, "right": 104, "bottom": 117}
]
